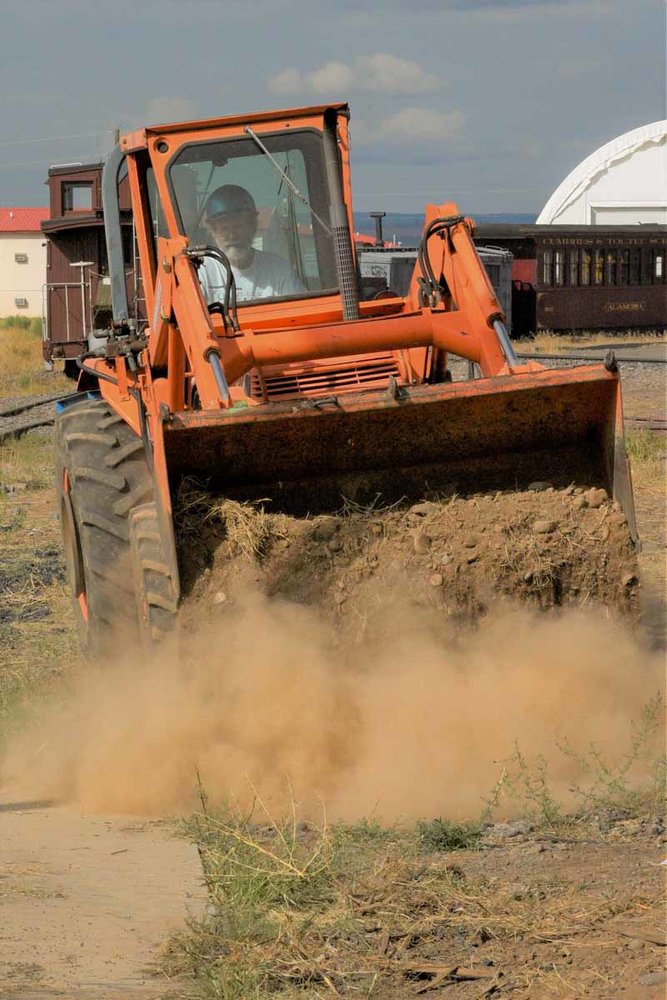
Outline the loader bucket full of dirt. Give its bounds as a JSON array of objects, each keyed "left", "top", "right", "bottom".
[{"left": 165, "top": 363, "right": 636, "bottom": 535}]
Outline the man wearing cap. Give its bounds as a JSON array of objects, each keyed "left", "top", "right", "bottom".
[{"left": 199, "top": 184, "right": 304, "bottom": 304}]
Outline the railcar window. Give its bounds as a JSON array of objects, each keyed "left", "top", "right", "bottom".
[
  {"left": 629, "top": 248, "right": 641, "bottom": 285},
  {"left": 553, "top": 250, "right": 564, "bottom": 286},
  {"left": 655, "top": 253, "right": 663, "bottom": 280},
  {"left": 640, "top": 248, "right": 652, "bottom": 285},
  {"left": 618, "top": 249, "right": 630, "bottom": 285},
  {"left": 542, "top": 250, "right": 552, "bottom": 286},
  {"left": 580, "top": 249, "right": 591, "bottom": 285},
  {"left": 568, "top": 249, "right": 579, "bottom": 286},
  {"left": 593, "top": 248, "right": 604, "bottom": 285},
  {"left": 605, "top": 251, "right": 617, "bottom": 286},
  {"left": 63, "top": 182, "right": 93, "bottom": 213}
]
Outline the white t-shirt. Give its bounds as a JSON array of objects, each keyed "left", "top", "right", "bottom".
[{"left": 199, "top": 249, "right": 304, "bottom": 305}]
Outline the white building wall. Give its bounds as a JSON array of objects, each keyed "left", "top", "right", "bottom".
[
  {"left": 537, "top": 122, "right": 667, "bottom": 225},
  {"left": 0, "top": 233, "right": 47, "bottom": 317}
]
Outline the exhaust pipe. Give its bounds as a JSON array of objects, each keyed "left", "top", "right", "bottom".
[{"left": 323, "top": 108, "right": 359, "bottom": 321}]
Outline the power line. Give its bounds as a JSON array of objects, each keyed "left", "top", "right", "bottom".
[{"left": 0, "top": 153, "right": 98, "bottom": 170}]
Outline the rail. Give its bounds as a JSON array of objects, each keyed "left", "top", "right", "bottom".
[{"left": 516, "top": 352, "right": 667, "bottom": 365}]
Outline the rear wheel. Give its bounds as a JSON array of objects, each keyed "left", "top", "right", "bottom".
[{"left": 55, "top": 398, "right": 179, "bottom": 659}]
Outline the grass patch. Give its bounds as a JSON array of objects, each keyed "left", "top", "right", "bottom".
[
  {"left": 417, "top": 817, "right": 484, "bottom": 852},
  {"left": 0, "top": 315, "right": 43, "bottom": 335},
  {"left": 0, "top": 328, "right": 77, "bottom": 737},
  {"left": 168, "top": 802, "right": 478, "bottom": 998},
  {"left": 627, "top": 429, "right": 666, "bottom": 496},
  {"left": 483, "top": 695, "right": 666, "bottom": 838},
  {"left": 529, "top": 330, "right": 664, "bottom": 352},
  {"left": 626, "top": 428, "right": 666, "bottom": 465},
  {"left": 0, "top": 432, "right": 78, "bottom": 747},
  {"left": 169, "top": 779, "right": 663, "bottom": 997},
  {"left": 1, "top": 432, "right": 56, "bottom": 491},
  {"left": 0, "top": 324, "right": 70, "bottom": 398},
  {"left": 166, "top": 707, "right": 665, "bottom": 997}
]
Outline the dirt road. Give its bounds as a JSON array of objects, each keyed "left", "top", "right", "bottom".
[{"left": 0, "top": 798, "right": 205, "bottom": 998}]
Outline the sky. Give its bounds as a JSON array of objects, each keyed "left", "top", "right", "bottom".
[{"left": 0, "top": 0, "right": 664, "bottom": 215}]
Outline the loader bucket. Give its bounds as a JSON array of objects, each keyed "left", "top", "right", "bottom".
[{"left": 164, "top": 363, "right": 637, "bottom": 542}]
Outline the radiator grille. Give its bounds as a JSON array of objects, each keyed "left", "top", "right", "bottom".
[{"left": 247, "top": 354, "right": 402, "bottom": 401}]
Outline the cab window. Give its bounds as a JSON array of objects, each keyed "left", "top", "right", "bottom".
[{"left": 168, "top": 131, "right": 337, "bottom": 302}]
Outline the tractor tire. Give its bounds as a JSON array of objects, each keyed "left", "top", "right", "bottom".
[{"left": 55, "top": 397, "right": 179, "bottom": 659}]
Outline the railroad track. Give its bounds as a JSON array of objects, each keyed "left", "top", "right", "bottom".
[
  {"left": 625, "top": 416, "right": 667, "bottom": 434},
  {"left": 0, "top": 391, "right": 81, "bottom": 443}
]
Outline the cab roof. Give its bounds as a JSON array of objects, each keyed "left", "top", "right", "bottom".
[{"left": 121, "top": 102, "right": 349, "bottom": 152}]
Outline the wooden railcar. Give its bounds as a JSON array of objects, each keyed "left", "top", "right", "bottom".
[
  {"left": 474, "top": 224, "right": 666, "bottom": 337},
  {"left": 41, "top": 162, "right": 139, "bottom": 374}
]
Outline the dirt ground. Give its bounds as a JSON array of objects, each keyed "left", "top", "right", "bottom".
[
  {"left": 382, "top": 826, "right": 667, "bottom": 999},
  {"left": 0, "top": 801, "right": 207, "bottom": 999}
]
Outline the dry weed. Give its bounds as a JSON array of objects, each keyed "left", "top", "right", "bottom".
[
  {"left": 176, "top": 481, "right": 290, "bottom": 561},
  {"left": 0, "top": 324, "right": 70, "bottom": 398},
  {"left": 167, "top": 785, "right": 664, "bottom": 999},
  {"left": 530, "top": 330, "right": 664, "bottom": 353}
]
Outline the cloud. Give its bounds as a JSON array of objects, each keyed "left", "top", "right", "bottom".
[
  {"left": 366, "top": 108, "right": 466, "bottom": 145},
  {"left": 268, "top": 54, "right": 439, "bottom": 97},
  {"left": 309, "top": 61, "right": 355, "bottom": 93}
]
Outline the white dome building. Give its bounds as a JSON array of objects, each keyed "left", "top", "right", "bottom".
[{"left": 537, "top": 121, "right": 667, "bottom": 226}]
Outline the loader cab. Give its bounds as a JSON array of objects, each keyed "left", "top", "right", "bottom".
[
  {"left": 167, "top": 130, "right": 339, "bottom": 301},
  {"left": 120, "top": 106, "right": 359, "bottom": 319},
  {"left": 104, "top": 104, "right": 361, "bottom": 336}
]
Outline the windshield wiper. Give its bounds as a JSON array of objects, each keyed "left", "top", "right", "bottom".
[{"left": 243, "top": 125, "right": 332, "bottom": 236}]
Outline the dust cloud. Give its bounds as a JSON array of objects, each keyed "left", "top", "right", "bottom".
[{"left": 2, "top": 592, "right": 664, "bottom": 820}]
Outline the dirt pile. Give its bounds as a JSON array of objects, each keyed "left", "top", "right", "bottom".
[{"left": 179, "top": 481, "right": 639, "bottom": 634}]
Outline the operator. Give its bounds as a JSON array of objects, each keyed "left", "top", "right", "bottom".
[{"left": 199, "top": 184, "right": 304, "bottom": 304}]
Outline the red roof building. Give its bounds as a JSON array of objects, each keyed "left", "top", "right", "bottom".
[
  {"left": 0, "top": 206, "right": 49, "bottom": 233},
  {"left": 0, "top": 207, "right": 49, "bottom": 317}
]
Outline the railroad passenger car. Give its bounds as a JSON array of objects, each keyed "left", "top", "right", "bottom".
[{"left": 474, "top": 224, "right": 666, "bottom": 338}]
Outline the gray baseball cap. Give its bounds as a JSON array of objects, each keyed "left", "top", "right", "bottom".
[{"left": 205, "top": 184, "right": 257, "bottom": 221}]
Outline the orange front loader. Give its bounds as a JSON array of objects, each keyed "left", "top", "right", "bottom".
[{"left": 55, "top": 103, "right": 636, "bottom": 655}]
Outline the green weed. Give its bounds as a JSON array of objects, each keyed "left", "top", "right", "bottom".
[
  {"left": 0, "top": 315, "right": 42, "bottom": 334},
  {"left": 559, "top": 693, "right": 666, "bottom": 821},
  {"left": 626, "top": 428, "right": 665, "bottom": 465},
  {"left": 416, "top": 817, "right": 484, "bottom": 851},
  {"left": 480, "top": 695, "right": 665, "bottom": 834}
]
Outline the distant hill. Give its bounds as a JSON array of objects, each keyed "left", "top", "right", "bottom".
[{"left": 353, "top": 212, "right": 537, "bottom": 247}]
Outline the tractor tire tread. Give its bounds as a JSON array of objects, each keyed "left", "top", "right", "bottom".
[
  {"left": 105, "top": 440, "right": 145, "bottom": 467},
  {"left": 55, "top": 398, "right": 178, "bottom": 658},
  {"left": 71, "top": 466, "right": 128, "bottom": 491},
  {"left": 129, "top": 502, "right": 179, "bottom": 645},
  {"left": 58, "top": 405, "right": 108, "bottom": 424},
  {"left": 65, "top": 432, "right": 118, "bottom": 449},
  {"left": 113, "top": 484, "right": 154, "bottom": 517},
  {"left": 96, "top": 414, "right": 126, "bottom": 429}
]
